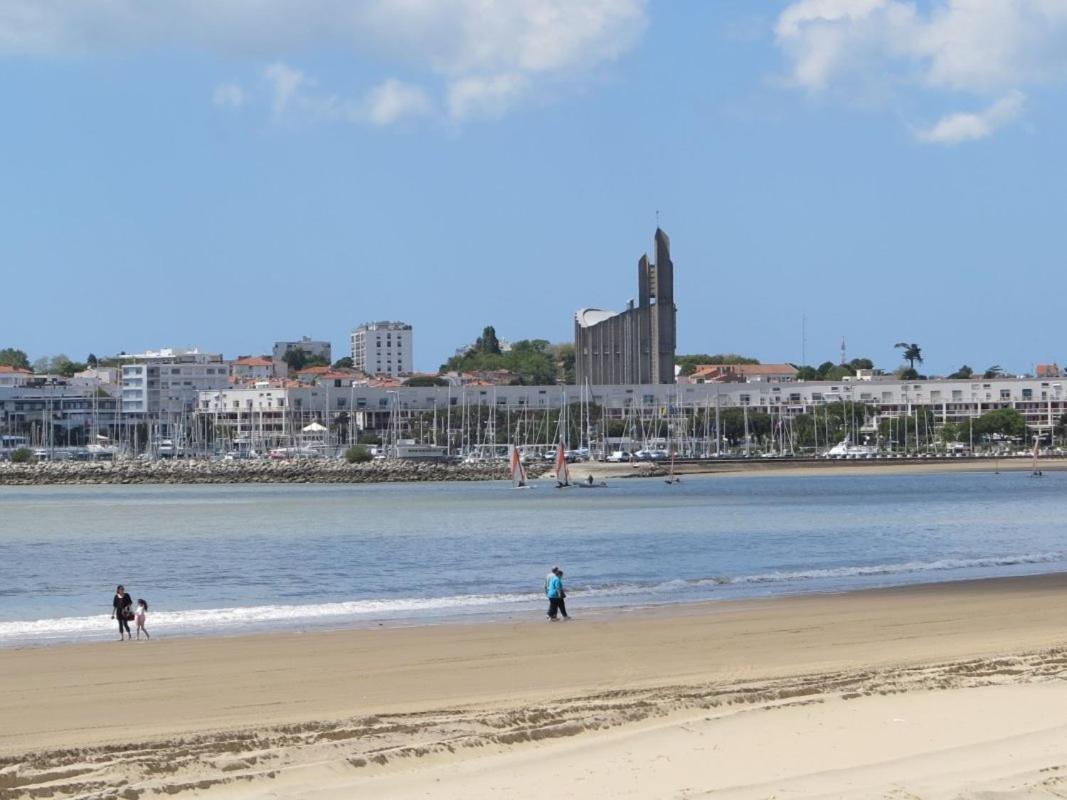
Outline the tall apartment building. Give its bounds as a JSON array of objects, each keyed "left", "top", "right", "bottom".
[
  {"left": 120, "top": 349, "right": 230, "bottom": 433},
  {"left": 272, "top": 337, "right": 332, "bottom": 378},
  {"left": 350, "top": 322, "right": 413, "bottom": 377},
  {"left": 574, "top": 228, "right": 677, "bottom": 385}
]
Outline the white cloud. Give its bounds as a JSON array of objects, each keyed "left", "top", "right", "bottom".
[
  {"left": 365, "top": 79, "right": 432, "bottom": 126},
  {"left": 775, "top": 0, "right": 1067, "bottom": 142},
  {"left": 0, "top": 1, "right": 647, "bottom": 125},
  {"left": 263, "top": 62, "right": 311, "bottom": 118},
  {"left": 918, "top": 92, "right": 1026, "bottom": 144},
  {"left": 211, "top": 82, "right": 245, "bottom": 109},
  {"left": 447, "top": 74, "right": 527, "bottom": 121}
]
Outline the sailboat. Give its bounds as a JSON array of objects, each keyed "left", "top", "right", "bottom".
[
  {"left": 665, "top": 451, "right": 680, "bottom": 484},
  {"left": 510, "top": 446, "right": 531, "bottom": 489},
  {"left": 554, "top": 441, "right": 571, "bottom": 489},
  {"left": 1031, "top": 436, "right": 1043, "bottom": 477}
]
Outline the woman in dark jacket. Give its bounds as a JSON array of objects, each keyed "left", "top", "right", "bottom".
[{"left": 112, "top": 585, "right": 133, "bottom": 640}]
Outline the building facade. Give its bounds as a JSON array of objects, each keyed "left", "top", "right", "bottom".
[
  {"left": 272, "top": 337, "right": 332, "bottom": 378},
  {"left": 575, "top": 228, "right": 676, "bottom": 386},
  {"left": 231, "top": 356, "right": 274, "bottom": 382},
  {"left": 350, "top": 321, "right": 413, "bottom": 377},
  {"left": 196, "top": 375, "right": 1067, "bottom": 449},
  {"left": 120, "top": 348, "right": 230, "bottom": 421}
]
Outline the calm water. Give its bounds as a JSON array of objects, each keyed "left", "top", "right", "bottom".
[{"left": 1, "top": 472, "right": 1065, "bottom": 647}]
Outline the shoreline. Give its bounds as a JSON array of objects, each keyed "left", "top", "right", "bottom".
[
  {"left": 6, "top": 576, "right": 1067, "bottom": 797},
  {"left": 0, "top": 453, "right": 1056, "bottom": 487},
  {"left": 6, "top": 572, "right": 1067, "bottom": 797},
  {"left": 5, "top": 561, "right": 1066, "bottom": 652}
]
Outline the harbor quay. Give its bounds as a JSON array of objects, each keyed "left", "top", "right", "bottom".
[
  {"left": 4, "top": 375, "right": 1066, "bottom": 461},
  {"left": 197, "top": 377, "right": 1067, "bottom": 455}
]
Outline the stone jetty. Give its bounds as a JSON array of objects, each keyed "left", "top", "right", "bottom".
[{"left": 0, "top": 459, "right": 550, "bottom": 486}]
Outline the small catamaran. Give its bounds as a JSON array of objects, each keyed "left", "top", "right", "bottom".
[
  {"left": 510, "top": 446, "right": 531, "bottom": 489},
  {"left": 554, "top": 441, "right": 571, "bottom": 489}
]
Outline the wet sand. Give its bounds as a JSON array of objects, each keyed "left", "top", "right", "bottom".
[{"left": 5, "top": 574, "right": 1067, "bottom": 797}]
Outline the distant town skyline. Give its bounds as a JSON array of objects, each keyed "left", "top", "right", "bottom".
[{"left": 3, "top": 2, "right": 1066, "bottom": 376}]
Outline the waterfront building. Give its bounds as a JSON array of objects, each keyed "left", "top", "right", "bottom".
[
  {"left": 575, "top": 228, "right": 677, "bottom": 386},
  {"left": 350, "top": 321, "right": 413, "bottom": 377},
  {"left": 272, "top": 337, "right": 332, "bottom": 378},
  {"left": 196, "top": 375, "right": 1067, "bottom": 453},
  {"left": 0, "top": 382, "right": 122, "bottom": 446},
  {"left": 121, "top": 349, "right": 230, "bottom": 441}
]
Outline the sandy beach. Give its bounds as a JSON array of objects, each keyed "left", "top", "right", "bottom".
[
  {"left": 575, "top": 455, "right": 1066, "bottom": 481},
  {"left": 5, "top": 574, "right": 1067, "bottom": 798}
]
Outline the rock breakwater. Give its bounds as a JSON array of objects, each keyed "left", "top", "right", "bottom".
[{"left": 0, "top": 459, "right": 548, "bottom": 486}]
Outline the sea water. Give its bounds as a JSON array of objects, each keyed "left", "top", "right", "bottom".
[{"left": 1, "top": 471, "right": 1064, "bottom": 647}]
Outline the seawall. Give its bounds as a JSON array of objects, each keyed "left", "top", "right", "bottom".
[{"left": 0, "top": 459, "right": 550, "bottom": 486}]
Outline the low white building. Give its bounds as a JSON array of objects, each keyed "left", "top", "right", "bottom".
[
  {"left": 350, "top": 321, "right": 412, "bottom": 377},
  {"left": 232, "top": 356, "right": 273, "bottom": 382},
  {"left": 0, "top": 365, "right": 31, "bottom": 388},
  {"left": 197, "top": 375, "right": 1067, "bottom": 447}
]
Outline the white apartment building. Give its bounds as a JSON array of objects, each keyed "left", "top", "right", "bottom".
[
  {"left": 272, "top": 337, "right": 332, "bottom": 378},
  {"left": 350, "top": 321, "right": 413, "bottom": 377},
  {"left": 121, "top": 349, "right": 230, "bottom": 422}
]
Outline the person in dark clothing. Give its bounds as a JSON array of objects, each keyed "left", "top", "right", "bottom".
[
  {"left": 545, "top": 567, "right": 570, "bottom": 621},
  {"left": 112, "top": 585, "right": 133, "bottom": 640},
  {"left": 555, "top": 568, "right": 570, "bottom": 620}
]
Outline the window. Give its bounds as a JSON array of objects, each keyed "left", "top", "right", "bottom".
[
  {"left": 1000, "top": 389, "right": 1011, "bottom": 400},
  {"left": 1023, "top": 389, "right": 1033, "bottom": 400}
]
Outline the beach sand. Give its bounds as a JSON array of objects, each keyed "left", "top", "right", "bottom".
[
  {"left": 574, "top": 455, "right": 1064, "bottom": 480},
  {"left": 5, "top": 574, "right": 1067, "bottom": 798}
]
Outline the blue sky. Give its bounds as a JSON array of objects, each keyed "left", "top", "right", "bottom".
[{"left": 2, "top": 1, "right": 1066, "bottom": 376}]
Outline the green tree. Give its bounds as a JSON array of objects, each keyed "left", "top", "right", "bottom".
[
  {"left": 553, "top": 343, "right": 576, "bottom": 384},
  {"left": 9, "top": 447, "right": 33, "bottom": 463},
  {"left": 0, "top": 348, "right": 30, "bottom": 370},
  {"left": 983, "top": 365, "right": 1005, "bottom": 379},
  {"left": 283, "top": 349, "right": 328, "bottom": 372},
  {"left": 972, "top": 408, "right": 1026, "bottom": 440},
  {"left": 441, "top": 331, "right": 561, "bottom": 384},
  {"left": 895, "top": 342, "right": 923, "bottom": 370},
  {"left": 476, "top": 326, "right": 502, "bottom": 355},
  {"left": 86, "top": 353, "right": 98, "bottom": 368},
  {"left": 948, "top": 365, "right": 974, "bottom": 379},
  {"left": 282, "top": 348, "right": 308, "bottom": 372},
  {"left": 332, "top": 356, "right": 354, "bottom": 369},
  {"left": 30, "top": 354, "right": 85, "bottom": 376},
  {"left": 344, "top": 444, "right": 373, "bottom": 463},
  {"left": 676, "top": 353, "right": 760, "bottom": 376},
  {"left": 848, "top": 358, "right": 874, "bottom": 371},
  {"left": 404, "top": 375, "right": 448, "bottom": 387}
]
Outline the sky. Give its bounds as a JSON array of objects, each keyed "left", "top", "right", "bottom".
[{"left": 2, "top": 0, "right": 1066, "bottom": 377}]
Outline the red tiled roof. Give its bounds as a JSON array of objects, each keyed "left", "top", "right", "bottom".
[
  {"left": 0, "top": 365, "right": 31, "bottom": 374},
  {"left": 233, "top": 356, "right": 272, "bottom": 367}
]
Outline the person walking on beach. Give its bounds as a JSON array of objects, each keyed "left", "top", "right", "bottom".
[
  {"left": 545, "top": 566, "right": 569, "bottom": 621},
  {"left": 134, "top": 598, "right": 150, "bottom": 640},
  {"left": 112, "top": 585, "right": 133, "bottom": 641}
]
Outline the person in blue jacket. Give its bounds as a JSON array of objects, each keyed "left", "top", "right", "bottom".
[{"left": 545, "top": 566, "right": 569, "bottom": 621}]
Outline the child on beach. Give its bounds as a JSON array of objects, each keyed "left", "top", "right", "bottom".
[{"left": 135, "top": 599, "right": 150, "bottom": 640}]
